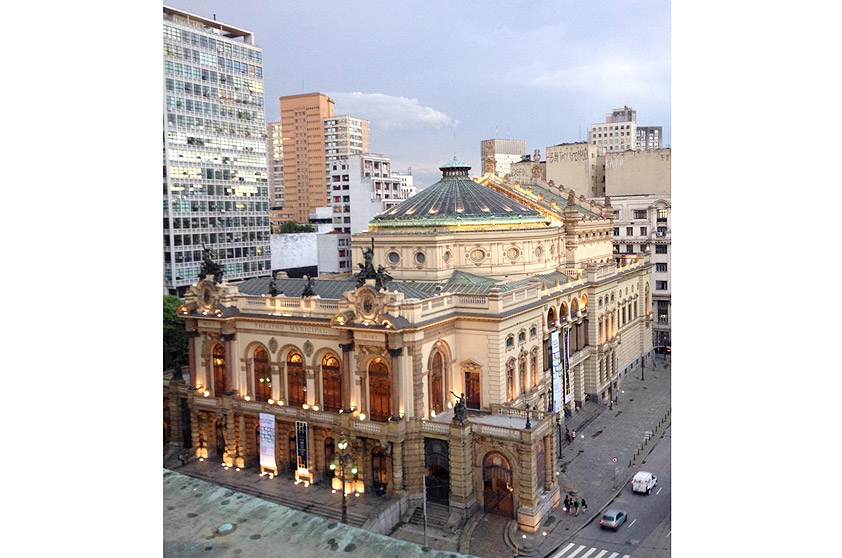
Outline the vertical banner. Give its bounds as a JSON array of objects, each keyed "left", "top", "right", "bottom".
[
  {"left": 259, "top": 412, "right": 277, "bottom": 470},
  {"left": 551, "top": 330, "right": 562, "bottom": 413},
  {"left": 563, "top": 327, "right": 572, "bottom": 403},
  {"left": 295, "top": 420, "right": 309, "bottom": 471}
]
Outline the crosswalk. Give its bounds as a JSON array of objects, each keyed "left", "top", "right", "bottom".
[{"left": 549, "top": 542, "right": 632, "bottom": 558}]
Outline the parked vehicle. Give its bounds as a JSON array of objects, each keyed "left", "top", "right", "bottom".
[
  {"left": 632, "top": 471, "right": 658, "bottom": 494},
  {"left": 599, "top": 509, "right": 627, "bottom": 530}
]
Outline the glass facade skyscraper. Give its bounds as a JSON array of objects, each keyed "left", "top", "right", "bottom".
[{"left": 163, "top": 6, "right": 271, "bottom": 294}]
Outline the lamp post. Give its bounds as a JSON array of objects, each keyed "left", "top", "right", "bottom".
[{"left": 330, "top": 435, "right": 358, "bottom": 524}]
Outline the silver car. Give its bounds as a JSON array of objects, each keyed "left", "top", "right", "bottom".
[{"left": 599, "top": 509, "right": 628, "bottom": 530}]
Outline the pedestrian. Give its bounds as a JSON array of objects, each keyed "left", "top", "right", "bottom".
[
  {"left": 581, "top": 498, "right": 587, "bottom": 511},
  {"left": 571, "top": 429, "right": 576, "bottom": 442},
  {"left": 565, "top": 427, "right": 570, "bottom": 443},
  {"left": 563, "top": 495, "right": 569, "bottom": 514},
  {"left": 573, "top": 498, "right": 580, "bottom": 516}
]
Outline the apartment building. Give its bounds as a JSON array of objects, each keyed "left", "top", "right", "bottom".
[
  {"left": 480, "top": 139, "right": 527, "bottom": 177},
  {"left": 588, "top": 106, "right": 663, "bottom": 152}
]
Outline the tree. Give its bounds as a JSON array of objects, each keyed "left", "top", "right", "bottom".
[
  {"left": 163, "top": 295, "right": 188, "bottom": 371},
  {"left": 277, "top": 220, "right": 314, "bottom": 233}
]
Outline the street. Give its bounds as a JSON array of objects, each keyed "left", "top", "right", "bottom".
[{"left": 553, "top": 426, "right": 671, "bottom": 558}]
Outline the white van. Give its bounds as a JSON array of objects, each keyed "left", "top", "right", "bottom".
[{"left": 632, "top": 471, "right": 657, "bottom": 494}]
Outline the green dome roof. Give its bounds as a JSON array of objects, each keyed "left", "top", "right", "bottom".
[{"left": 371, "top": 158, "right": 546, "bottom": 228}]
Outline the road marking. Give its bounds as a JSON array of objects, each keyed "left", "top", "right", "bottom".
[
  {"left": 566, "top": 545, "right": 587, "bottom": 558},
  {"left": 628, "top": 519, "right": 637, "bottom": 528},
  {"left": 667, "top": 530, "right": 671, "bottom": 537},
  {"left": 607, "top": 553, "right": 619, "bottom": 558},
  {"left": 593, "top": 551, "right": 608, "bottom": 558},
  {"left": 656, "top": 487, "right": 662, "bottom": 495},
  {"left": 551, "top": 543, "right": 575, "bottom": 558},
  {"left": 579, "top": 548, "right": 597, "bottom": 558}
]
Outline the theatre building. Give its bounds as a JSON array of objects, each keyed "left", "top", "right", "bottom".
[{"left": 165, "top": 158, "right": 654, "bottom": 532}]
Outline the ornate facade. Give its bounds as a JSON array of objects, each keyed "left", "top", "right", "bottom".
[{"left": 165, "top": 159, "right": 654, "bottom": 532}]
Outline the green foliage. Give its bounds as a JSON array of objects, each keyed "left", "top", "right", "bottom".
[
  {"left": 163, "top": 295, "right": 188, "bottom": 371},
  {"left": 277, "top": 221, "right": 315, "bottom": 233}
]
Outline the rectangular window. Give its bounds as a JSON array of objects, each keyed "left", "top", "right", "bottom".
[
  {"left": 656, "top": 245, "right": 667, "bottom": 254},
  {"left": 626, "top": 245, "right": 634, "bottom": 253},
  {"left": 626, "top": 227, "right": 633, "bottom": 236},
  {"left": 640, "top": 227, "right": 647, "bottom": 236},
  {"left": 634, "top": 210, "right": 647, "bottom": 219},
  {"left": 657, "top": 301, "right": 669, "bottom": 323},
  {"left": 613, "top": 227, "right": 620, "bottom": 236},
  {"left": 657, "top": 209, "right": 668, "bottom": 222},
  {"left": 656, "top": 280, "right": 668, "bottom": 290},
  {"left": 656, "top": 263, "right": 667, "bottom": 272}
]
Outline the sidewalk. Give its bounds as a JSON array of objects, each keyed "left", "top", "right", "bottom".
[{"left": 469, "top": 355, "right": 671, "bottom": 557}]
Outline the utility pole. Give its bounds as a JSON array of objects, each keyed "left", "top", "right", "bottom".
[{"left": 423, "top": 475, "right": 428, "bottom": 546}]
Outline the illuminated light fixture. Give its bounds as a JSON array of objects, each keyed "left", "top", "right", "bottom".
[
  {"left": 359, "top": 413, "right": 366, "bottom": 421},
  {"left": 279, "top": 400, "right": 285, "bottom": 406},
  {"left": 354, "top": 493, "right": 359, "bottom": 498},
  {"left": 312, "top": 405, "right": 320, "bottom": 411},
  {"left": 447, "top": 401, "right": 453, "bottom": 409},
  {"left": 268, "top": 399, "right": 274, "bottom": 405},
  {"left": 199, "top": 458, "right": 204, "bottom": 462},
  {"left": 329, "top": 463, "right": 336, "bottom": 470},
  {"left": 235, "top": 468, "right": 240, "bottom": 472},
  {"left": 203, "top": 390, "right": 210, "bottom": 397},
  {"left": 430, "top": 410, "right": 437, "bottom": 418},
  {"left": 337, "top": 438, "right": 348, "bottom": 451},
  {"left": 338, "top": 409, "right": 343, "bottom": 414},
  {"left": 522, "top": 535, "right": 527, "bottom": 539},
  {"left": 542, "top": 532, "right": 547, "bottom": 537},
  {"left": 244, "top": 395, "right": 251, "bottom": 401},
  {"left": 332, "top": 489, "right": 336, "bottom": 493},
  {"left": 304, "top": 481, "right": 310, "bottom": 487},
  {"left": 302, "top": 404, "right": 309, "bottom": 410}
]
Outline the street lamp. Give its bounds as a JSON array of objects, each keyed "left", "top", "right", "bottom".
[{"left": 330, "top": 435, "right": 358, "bottom": 524}]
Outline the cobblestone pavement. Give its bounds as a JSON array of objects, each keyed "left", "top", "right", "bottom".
[{"left": 468, "top": 355, "right": 671, "bottom": 557}]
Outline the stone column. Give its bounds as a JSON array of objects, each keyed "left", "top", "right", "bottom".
[
  {"left": 391, "top": 440, "right": 404, "bottom": 492},
  {"left": 402, "top": 432, "right": 425, "bottom": 494},
  {"left": 270, "top": 363, "right": 281, "bottom": 401},
  {"left": 546, "top": 434, "right": 556, "bottom": 489},
  {"left": 410, "top": 346, "right": 425, "bottom": 418},
  {"left": 313, "top": 427, "right": 325, "bottom": 483},
  {"left": 222, "top": 333, "right": 235, "bottom": 395},
  {"left": 340, "top": 342, "right": 354, "bottom": 412},
  {"left": 236, "top": 414, "right": 246, "bottom": 468},
  {"left": 243, "top": 358, "right": 253, "bottom": 398},
  {"left": 186, "top": 331, "right": 199, "bottom": 387},
  {"left": 388, "top": 347, "right": 403, "bottom": 420},
  {"left": 448, "top": 419, "right": 477, "bottom": 518},
  {"left": 280, "top": 361, "right": 288, "bottom": 405}
]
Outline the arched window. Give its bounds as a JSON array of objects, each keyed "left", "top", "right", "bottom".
[
  {"left": 547, "top": 307, "right": 556, "bottom": 328},
  {"left": 506, "top": 360, "right": 515, "bottom": 401},
  {"left": 430, "top": 351, "right": 444, "bottom": 415},
  {"left": 372, "top": 446, "right": 388, "bottom": 489},
  {"left": 645, "top": 285, "right": 651, "bottom": 314},
  {"left": 599, "top": 319, "right": 604, "bottom": 344},
  {"left": 506, "top": 335, "right": 514, "bottom": 349},
  {"left": 287, "top": 350, "right": 306, "bottom": 406},
  {"left": 369, "top": 358, "right": 391, "bottom": 422},
  {"left": 570, "top": 298, "right": 579, "bottom": 317},
  {"left": 212, "top": 343, "right": 227, "bottom": 396},
  {"left": 253, "top": 346, "right": 271, "bottom": 402},
  {"left": 559, "top": 302, "right": 568, "bottom": 321},
  {"left": 519, "top": 353, "right": 527, "bottom": 394},
  {"left": 580, "top": 294, "right": 588, "bottom": 312},
  {"left": 322, "top": 354, "right": 342, "bottom": 412}
]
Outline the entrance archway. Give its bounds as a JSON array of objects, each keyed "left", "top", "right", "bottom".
[
  {"left": 424, "top": 438, "right": 450, "bottom": 504},
  {"left": 483, "top": 452, "right": 514, "bottom": 517},
  {"left": 372, "top": 446, "right": 389, "bottom": 492}
]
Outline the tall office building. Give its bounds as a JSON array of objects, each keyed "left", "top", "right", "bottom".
[
  {"left": 480, "top": 139, "right": 527, "bottom": 177},
  {"left": 588, "top": 106, "right": 662, "bottom": 152},
  {"left": 267, "top": 121, "right": 287, "bottom": 230},
  {"left": 279, "top": 93, "right": 335, "bottom": 224},
  {"left": 325, "top": 115, "right": 370, "bottom": 164},
  {"left": 163, "top": 6, "right": 271, "bottom": 294}
]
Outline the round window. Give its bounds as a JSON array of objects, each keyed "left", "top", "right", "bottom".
[
  {"left": 506, "top": 247, "right": 520, "bottom": 261},
  {"left": 443, "top": 251, "right": 451, "bottom": 263},
  {"left": 535, "top": 245, "right": 544, "bottom": 258},
  {"left": 415, "top": 252, "right": 426, "bottom": 264},
  {"left": 387, "top": 251, "right": 400, "bottom": 264},
  {"left": 470, "top": 248, "right": 485, "bottom": 262}
]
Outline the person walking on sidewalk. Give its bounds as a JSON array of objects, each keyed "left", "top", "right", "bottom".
[
  {"left": 573, "top": 498, "right": 580, "bottom": 516},
  {"left": 581, "top": 498, "right": 587, "bottom": 512},
  {"left": 563, "top": 495, "right": 570, "bottom": 514},
  {"left": 565, "top": 427, "right": 570, "bottom": 444}
]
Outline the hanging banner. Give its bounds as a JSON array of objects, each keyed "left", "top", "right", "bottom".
[
  {"left": 259, "top": 413, "right": 277, "bottom": 470},
  {"left": 551, "top": 330, "right": 562, "bottom": 413},
  {"left": 563, "top": 327, "right": 572, "bottom": 403},
  {"left": 295, "top": 420, "right": 309, "bottom": 471}
]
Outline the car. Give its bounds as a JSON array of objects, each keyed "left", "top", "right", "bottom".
[
  {"left": 599, "top": 509, "right": 628, "bottom": 530},
  {"left": 654, "top": 345, "right": 671, "bottom": 355}
]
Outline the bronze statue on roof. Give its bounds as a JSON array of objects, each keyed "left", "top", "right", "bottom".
[{"left": 199, "top": 243, "right": 224, "bottom": 283}]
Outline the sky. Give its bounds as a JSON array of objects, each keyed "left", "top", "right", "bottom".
[{"left": 166, "top": 0, "right": 670, "bottom": 188}]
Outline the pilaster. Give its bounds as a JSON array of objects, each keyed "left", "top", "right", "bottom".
[{"left": 448, "top": 419, "right": 477, "bottom": 517}]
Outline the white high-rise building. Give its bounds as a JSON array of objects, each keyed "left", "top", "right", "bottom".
[
  {"left": 392, "top": 169, "right": 417, "bottom": 198},
  {"left": 327, "top": 154, "right": 410, "bottom": 272},
  {"left": 163, "top": 6, "right": 271, "bottom": 294},
  {"left": 588, "top": 106, "right": 662, "bottom": 152}
]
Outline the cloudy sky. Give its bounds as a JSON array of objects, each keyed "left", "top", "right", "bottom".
[{"left": 167, "top": 0, "right": 670, "bottom": 188}]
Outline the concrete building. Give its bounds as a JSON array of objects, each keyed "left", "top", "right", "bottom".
[
  {"left": 588, "top": 106, "right": 662, "bottom": 152},
  {"left": 163, "top": 6, "right": 271, "bottom": 294},
  {"left": 280, "top": 93, "right": 335, "bottom": 224},
  {"left": 270, "top": 207, "right": 342, "bottom": 277},
  {"left": 167, "top": 157, "right": 653, "bottom": 536},
  {"left": 480, "top": 139, "right": 527, "bottom": 178},
  {"left": 392, "top": 170, "right": 417, "bottom": 198},
  {"left": 604, "top": 195, "right": 671, "bottom": 347},
  {"left": 267, "top": 121, "right": 288, "bottom": 230},
  {"left": 544, "top": 143, "right": 605, "bottom": 199},
  {"left": 325, "top": 115, "right": 370, "bottom": 164},
  {"left": 604, "top": 148, "right": 671, "bottom": 196}
]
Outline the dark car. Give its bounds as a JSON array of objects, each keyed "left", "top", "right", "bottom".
[
  {"left": 599, "top": 509, "right": 628, "bottom": 530},
  {"left": 654, "top": 346, "right": 671, "bottom": 355}
]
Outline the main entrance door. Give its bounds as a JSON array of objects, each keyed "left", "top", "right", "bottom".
[
  {"left": 424, "top": 438, "right": 450, "bottom": 504},
  {"left": 483, "top": 452, "right": 514, "bottom": 518}
]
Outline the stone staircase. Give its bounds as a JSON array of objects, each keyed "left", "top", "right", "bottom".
[{"left": 407, "top": 501, "right": 451, "bottom": 528}]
